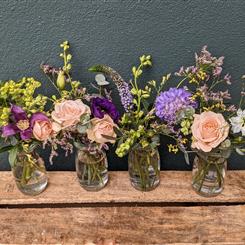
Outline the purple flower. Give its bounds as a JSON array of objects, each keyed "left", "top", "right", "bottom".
[
  {"left": 117, "top": 81, "right": 133, "bottom": 112},
  {"left": 41, "top": 64, "right": 60, "bottom": 76},
  {"left": 2, "top": 105, "right": 48, "bottom": 140},
  {"left": 91, "top": 97, "right": 120, "bottom": 123},
  {"left": 155, "top": 88, "right": 197, "bottom": 123},
  {"left": 89, "top": 65, "right": 133, "bottom": 112}
]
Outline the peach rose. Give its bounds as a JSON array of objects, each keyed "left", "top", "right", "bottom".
[
  {"left": 51, "top": 99, "right": 90, "bottom": 129},
  {"left": 33, "top": 119, "right": 53, "bottom": 141},
  {"left": 87, "top": 115, "right": 117, "bottom": 144},
  {"left": 191, "top": 111, "right": 230, "bottom": 152}
]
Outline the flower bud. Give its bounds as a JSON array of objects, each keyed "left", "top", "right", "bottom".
[{"left": 57, "top": 71, "right": 66, "bottom": 90}]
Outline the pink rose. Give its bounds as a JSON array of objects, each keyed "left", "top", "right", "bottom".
[
  {"left": 33, "top": 119, "right": 53, "bottom": 141},
  {"left": 51, "top": 99, "right": 90, "bottom": 129},
  {"left": 87, "top": 115, "right": 117, "bottom": 144},
  {"left": 191, "top": 111, "right": 229, "bottom": 152}
]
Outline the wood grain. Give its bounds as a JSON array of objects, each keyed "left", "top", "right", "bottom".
[
  {"left": 0, "top": 205, "right": 244, "bottom": 244},
  {"left": 0, "top": 171, "right": 245, "bottom": 205}
]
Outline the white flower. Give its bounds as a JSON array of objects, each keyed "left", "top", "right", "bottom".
[{"left": 229, "top": 109, "right": 245, "bottom": 136}]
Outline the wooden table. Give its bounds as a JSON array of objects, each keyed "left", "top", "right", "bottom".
[{"left": 0, "top": 171, "right": 245, "bottom": 244}]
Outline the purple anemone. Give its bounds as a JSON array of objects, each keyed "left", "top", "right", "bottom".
[
  {"left": 2, "top": 105, "right": 48, "bottom": 140},
  {"left": 91, "top": 97, "right": 120, "bottom": 123}
]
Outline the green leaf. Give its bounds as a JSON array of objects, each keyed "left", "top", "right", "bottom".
[
  {"left": 80, "top": 113, "right": 90, "bottom": 123},
  {"left": 113, "top": 126, "right": 123, "bottom": 137},
  {"left": 77, "top": 123, "right": 88, "bottom": 134},
  {"left": 28, "top": 141, "right": 40, "bottom": 152},
  {"left": 9, "top": 136, "right": 17, "bottom": 145},
  {"left": 101, "top": 134, "right": 116, "bottom": 141},
  {"left": 0, "top": 145, "right": 14, "bottom": 153},
  {"left": 142, "top": 100, "right": 150, "bottom": 111},
  {"left": 117, "top": 138, "right": 124, "bottom": 147},
  {"left": 8, "top": 146, "right": 19, "bottom": 168},
  {"left": 88, "top": 65, "right": 105, "bottom": 73}
]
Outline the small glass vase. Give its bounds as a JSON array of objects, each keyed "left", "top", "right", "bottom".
[
  {"left": 12, "top": 151, "right": 48, "bottom": 196},
  {"left": 192, "top": 147, "right": 231, "bottom": 197},
  {"left": 128, "top": 145, "right": 160, "bottom": 191},
  {"left": 75, "top": 148, "right": 108, "bottom": 191}
]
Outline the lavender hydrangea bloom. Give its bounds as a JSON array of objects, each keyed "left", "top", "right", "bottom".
[{"left": 155, "top": 88, "right": 196, "bottom": 123}]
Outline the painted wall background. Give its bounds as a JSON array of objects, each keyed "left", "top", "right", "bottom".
[{"left": 0, "top": 0, "right": 244, "bottom": 170}]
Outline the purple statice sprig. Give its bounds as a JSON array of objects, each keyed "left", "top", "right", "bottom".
[
  {"left": 40, "top": 63, "right": 60, "bottom": 76},
  {"left": 175, "top": 46, "right": 232, "bottom": 88},
  {"left": 45, "top": 130, "right": 73, "bottom": 164},
  {"left": 155, "top": 88, "right": 197, "bottom": 124}
]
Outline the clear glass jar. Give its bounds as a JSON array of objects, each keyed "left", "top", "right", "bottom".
[
  {"left": 75, "top": 148, "right": 108, "bottom": 191},
  {"left": 12, "top": 151, "right": 48, "bottom": 196},
  {"left": 128, "top": 145, "right": 160, "bottom": 191},
  {"left": 192, "top": 147, "right": 231, "bottom": 197}
]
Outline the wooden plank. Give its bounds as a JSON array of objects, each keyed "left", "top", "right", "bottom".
[
  {"left": 0, "top": 205, "right": 244, "bottom": 244},
  {"left": 0, "top": 171, "right": 245, "bottom": 205}
]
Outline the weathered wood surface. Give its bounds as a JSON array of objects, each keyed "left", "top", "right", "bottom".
[
  {"left": 0, "top": 206, "right": 245, "bottom": 244},
  {"left": 0, "top": 171, "right": 245, "bottom": 205},
  {"left": 1, "top": 171, "right": 245, "bottom": 244}
]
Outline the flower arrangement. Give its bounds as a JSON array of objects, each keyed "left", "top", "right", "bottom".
[
  {"left": 41, "top": 41, "right": 119, "bottom": 190},
  {"left": 0, "top": 41, "right": 244, "bottom": 196},
  {"left": 0, "top": 77, "right": 49, "bottom": 195},
  {"left": 155, "top": 46, "right": 245, "bottom": 196},
  {"left": 89, "top": 55, "right": 172, "bottom": 191}
]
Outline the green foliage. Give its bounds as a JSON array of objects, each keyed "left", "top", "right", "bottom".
[
  {"left": 44, "top": 41, "right": 85, "bottom": 101},
  {"left": 115, "top": 55, "right": 171, "bottom": 157},
  {"left": 8, "top": 146, "right": 18, "bottom": 168},
  {"left": 0, "top": 77, "right": 47, "bottom": 125}
]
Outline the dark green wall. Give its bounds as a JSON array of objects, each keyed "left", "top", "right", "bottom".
[{"left": 0, "top": 0, "right": 244, "bottom": 170}]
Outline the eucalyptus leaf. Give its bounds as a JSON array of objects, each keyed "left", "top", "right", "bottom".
[
  {"left": 150, "top": 141, "right": 158, "bottom": 149},
  {"left": 77, "top": 123, "right": 88, "bottom": 134},
  {"left": 0, "top": 145, "right": 14, "bottom": 153},
  {"left": 95, "top": 74, "right": 110, "bottom": 86},
  {"left": 8, "top": 146, "right": 19, "bottom": 168},
  {"left": 10, "top": 136, "right": 18, "bottom": 145},
  {"left": 80, "top": 113, "right": 90, "bottom": 123}
]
